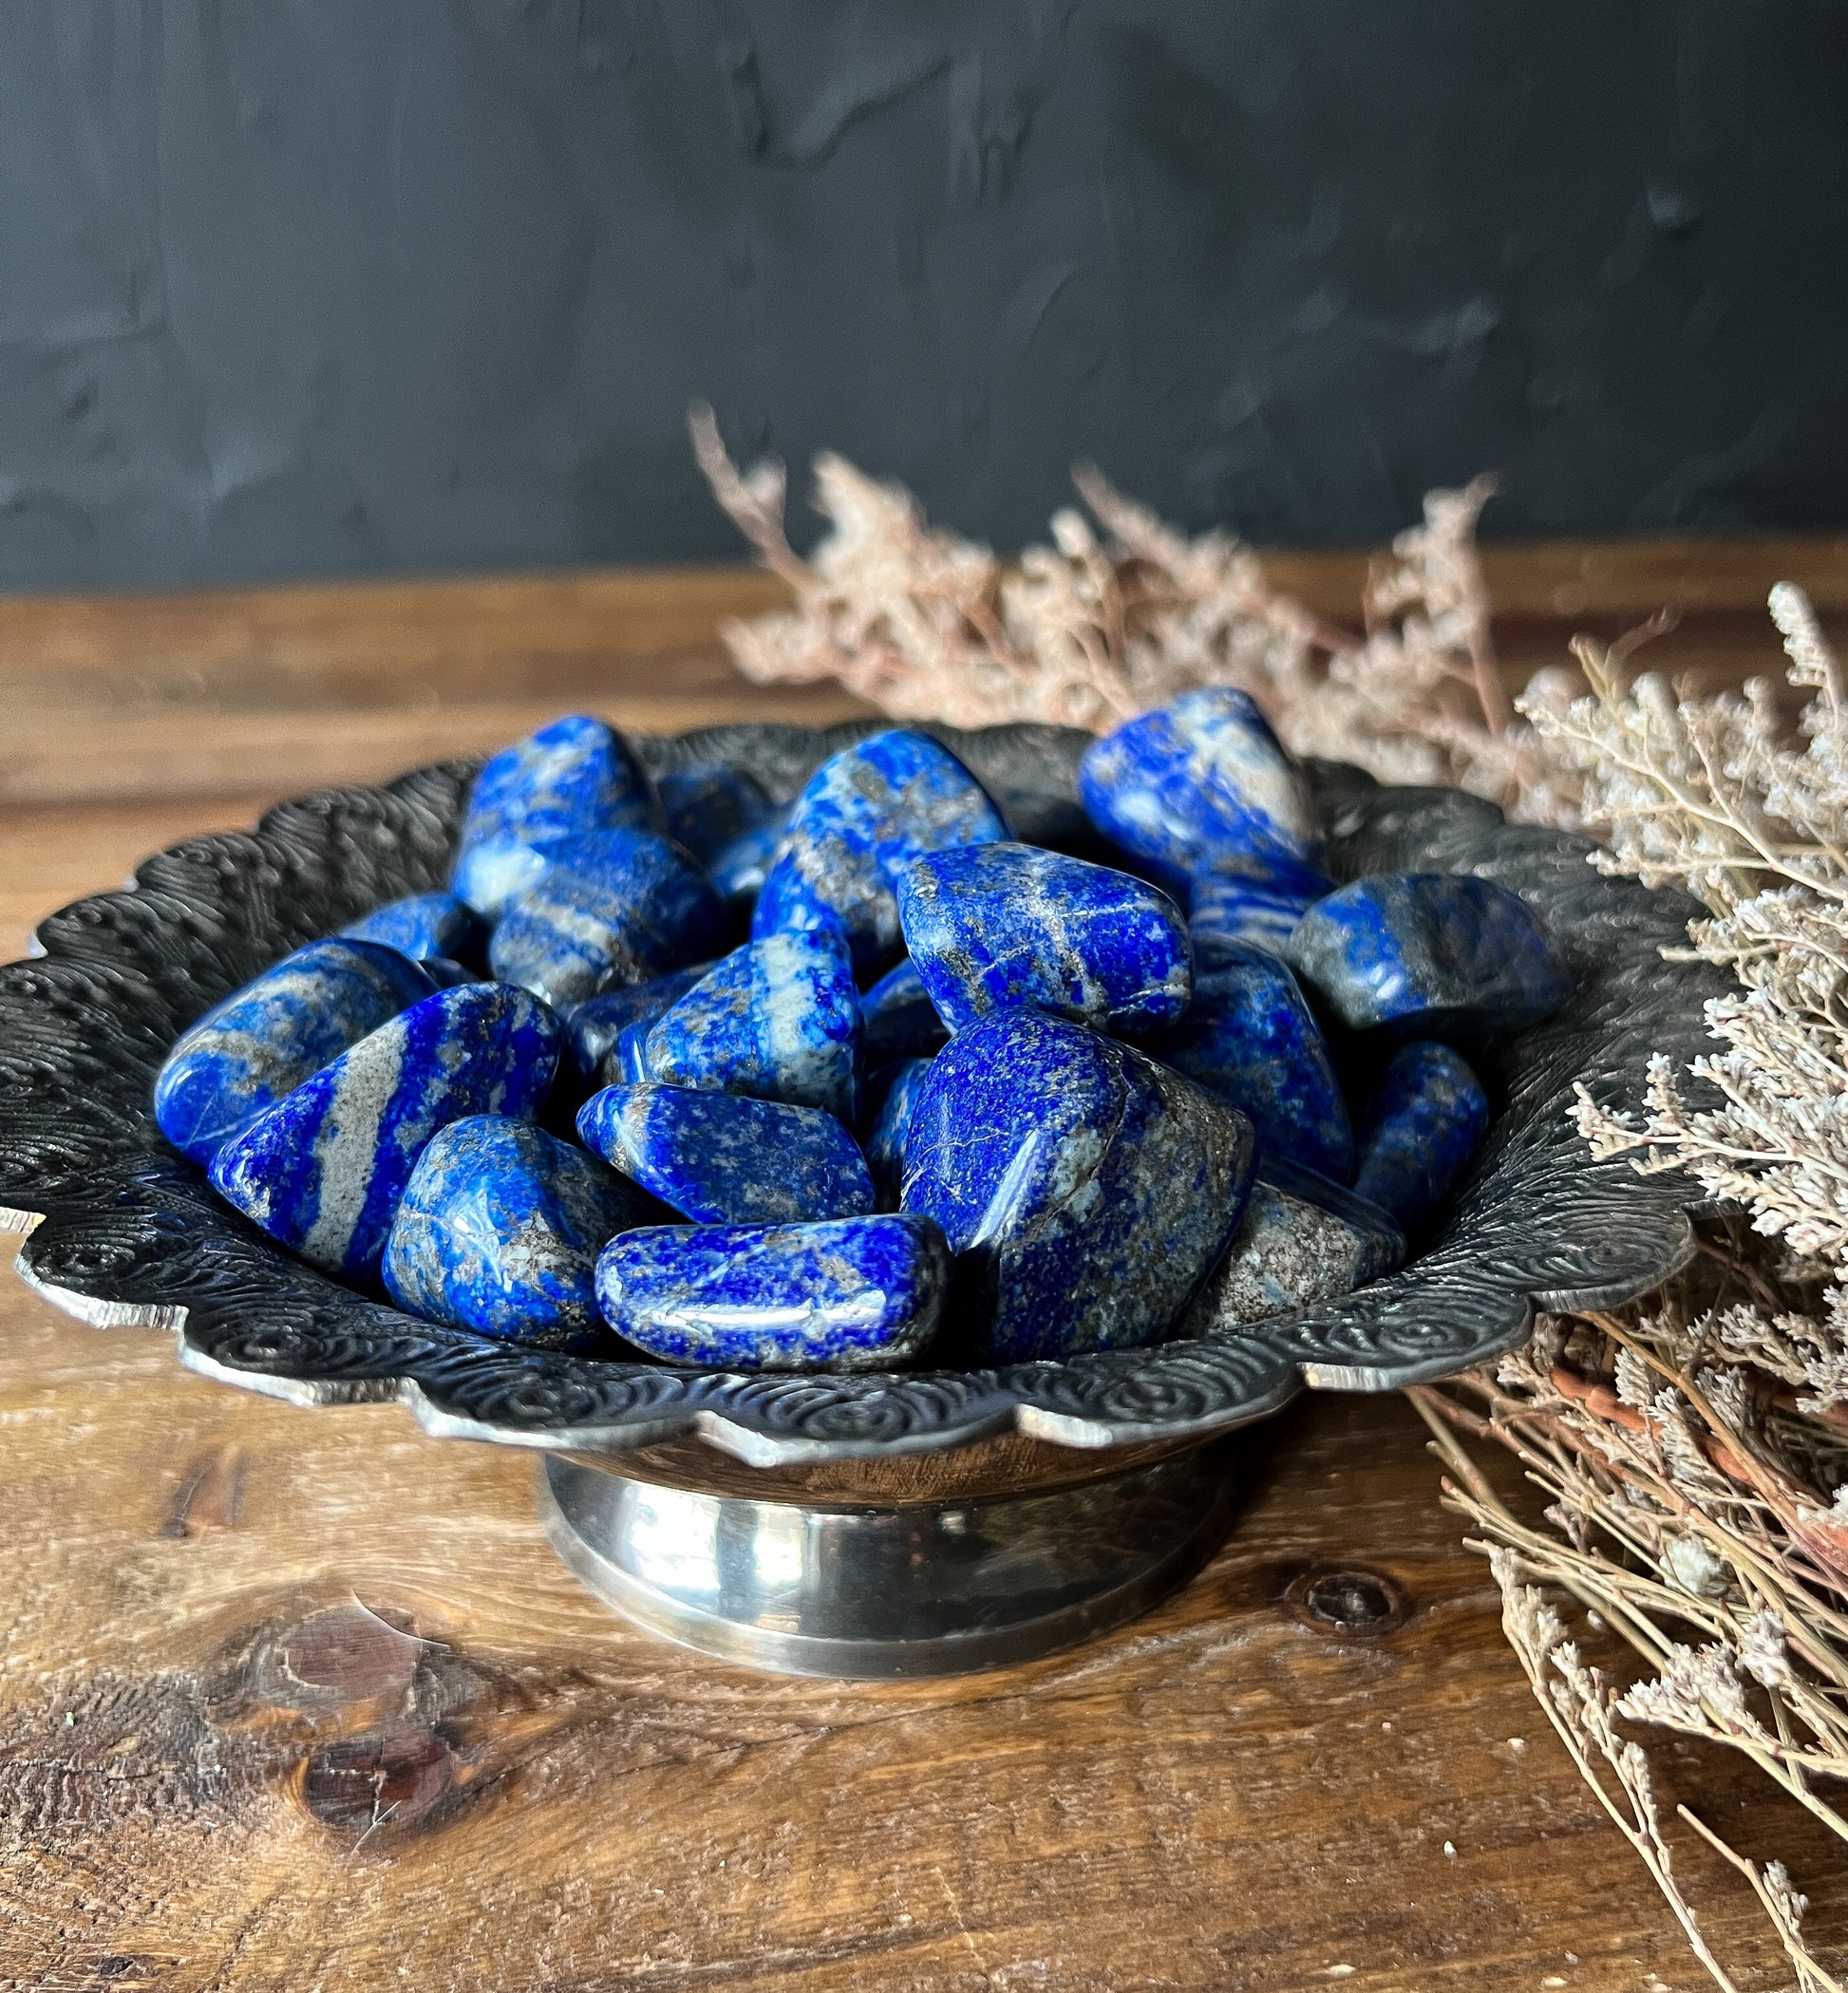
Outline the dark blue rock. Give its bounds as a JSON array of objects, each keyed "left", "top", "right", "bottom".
[
  {"left": 488, "top": 829, "right": 727, "bottom": 1010},
  {"left": 859, "top": 958, "right": 949, "bottom": 1066},
  {"left": 420, "top": 957, "right": 479, "bottom": 989},
  {"left": 901, "top": 1009, "right": 1254, "bottom": 1363},
  {"left": 154, "top": 938, "right": 440, "bottom": 1165},
  {"left": 1285, "top": 873, "right": 1568, "bottom": 1039},
  {"left": 897, "top": 843, "right": 1192, "bottom": 1036},
  {"left": 656, "top": 762, "right": 777, "bottom": 865},
  {"left": 343, "top": 892, "right": 483, "bottom": 966},
  {"left": 577, "top": 1081, "right": 875, "bottom": 1224},
  {"left": 382, "top": 1116, "right": 656, "bottom": 1344},
  {"left": 862, "top": 1058, "right": 932, "bottom": 1206},
  {"left": 707, "top": 812, "right": 790, "bottom": 911},
  {"left": 1145, "top": 938, "right": 1353, "bottom": 1182},
  {"left": 1179, "top": 1154, "right": 1404, "bottom": 1333},
  {"left": 452, "top": 714, "right": 662, "bottom": 916},
  {"left": 752, "top": 730, "right": 1009, "bottom": 978},
  {"left": 207, "top": 983, "right": 561, "bottom": 1282},
  {"left": 595, "top": 1213, "right": 951, "bottom": 1370},
  {"left": 1077, "top": 689, "right": 1322, "bottom": 894},
  {"left": 613, "top": 1021, "right": 654, "bottom": 1082},
  {"left": 1353, "top": 1042, "right": 1491, "bottom": 1232},
  {"left": 1189, "top": 855, "right": 1329, "bottom": 959},
  {"left": 563, "top": 963, "right": 714, "bottom": 1078},
  {"left": 644, "top": 931, "right": 864, "bottom": 1123}
]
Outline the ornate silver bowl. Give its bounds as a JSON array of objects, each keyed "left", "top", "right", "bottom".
[{"left": 0, "top": 723, "right": 1723, "bottom": 1676}]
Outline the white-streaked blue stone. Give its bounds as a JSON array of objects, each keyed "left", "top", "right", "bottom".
[
  {"left": 707, "top": 812, "right": 790, "bottom": 911},
  {"left": 1353, "top": 1041, "right": 1491, "bottom": 1232},
  {"left": 1188, "top": 855, "right": 1329, "bottom": 959},
  {"left": 452, "top": 715, "right": 662, "bottom": 917},
  {"left": 751, "top": 730, "right": 1009, "bottom": 978},
  {"left": 897, "top": 842, "right": 1191, "bottom": 1036},
  {"left": 342, "top": 892, "right": 484, "bottom": 967},
  {"left": 656, "top": 762, "right": 778, "bottom": 866},
  {"left": 381, "top": 1116, "right": 657, "bottom": 1345},
  {"left": 901, "top": 1009, "right": 1254, "bottom": 1363},
  {"left": 644, "top": 930, "right": 864, "bottom": 1123},
  {"left": 207, "top": 983, "right": 561, "bottom": 1283},
  {"left": 563, "top": 963, "right": 716, "bottom": 1078},
  {"left": 595, "top": 1213, "right": 951, "bottom": 1371},
  {"left": 613, "top": 1021, "right": 653, "bottom": 1082},
  {"left": 1077, "top": 688, "right": 1322, "bottom": 893},
  {"left": 1285, "top": 873, "right": 1568, "bottom": 1039},
  {"left": 862, "top": 1058, "right": 932, "bottom": 1207},
  {"left": 154, "top": 938, "right": 440, "bottom": 1166},
  {"left": 577, "top": 1081, "right": 874, "bottom": 1224},
  {"left": 1143, "top": 938, "right": 1354, "bottom": 1182},
  {"left": 487, "top": 829, "right": 727, "bottom": 1011},
  {"left": 859, "top": 957, "right": 949, "bottom": 1067}
]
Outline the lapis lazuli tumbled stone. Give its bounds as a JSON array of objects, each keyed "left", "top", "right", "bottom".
[
  {"left": 595, "top": 1213, "right": 951, "bottom": 1371},
  {"left": 207, "top": 983, "right": 561, "bottom": 1282},
  {"left": 859, "top": 958, "right": 949, "bottom": 1067},
  {"left": 452, "top": 715, "right": 662, "bottom": 917},
  {"left": 577, "top": 1081, "right": 875, "bottom": 1225},
  {"left": 1352, "top": 1041, "right": 1491, "bottom": 1232},
  {"left": 1285, "top": 873, "right": 1568, "bottom": 1040},
  {"left": 1189, "top": 855, "right": 1329, "bottom": 960},
  {"left": 1180, "top": 1154, "right": 1404, "bottom": 1334},
  {"left": 644, "top": 930, "right": 864, "bottom": 1123},
  {"left": 488, "top": 830, "right": 727, "bottom": 1011},
  {"left": 1077, "top": 688, "right": 1322, "bottom": 894},
  {"left": 902, "top": 1009, "right": 1254, "bottom": 1363},
  {"left": 656, "top": 762, "right": 778, "bottom": 866},
  {"left": 382, "top": 1116, "right": 656, "bottom": 1344},
  {"left": 897, "top": 843, "right": 1193, "bottom": 1037},
  {"left": 752, "top": 730, "right": 1009, "bottom": 978},
  {"left": 342, "top": 892, "right": 483, "bottom": 967},
  {"left": 613, "top": 1020, "right": 653, "bottom": 1082},
  {"left": 563, "top": 963, "right": 715, "bottom": 1078},
  {"left": 862, "top": 1058, "right": 932, "bottom": 1206},
  {"left": 1143, "top": 937, "right": 1353, "bottom": 1182},
  {"left": 154, "top": 938, "right": 440, "bottom": 1166},
  {"left": 707, "top": 812, "right": 790, "bottom": 911}
]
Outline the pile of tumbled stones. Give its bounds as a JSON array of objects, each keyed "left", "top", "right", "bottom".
[{"left": 152, "top": 691, "right": 1566, "bottom": 1373}]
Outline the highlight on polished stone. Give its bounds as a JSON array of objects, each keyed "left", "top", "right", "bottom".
[
  {"left": 1078, "top": 688, "right": 1322, "bottom": 893},
  {"left": 343, "top": 892, "right": 483, "bottom": 967},
  {"left": 752, "top": 729, "right": 1009, "bottom": 978},
  {"left": 451, "top": 714, "right": 662, "bottom": 917},
  {"left": 901, "top": 1009, "right": 1254, "bottom": 1363},
  {"left": 595, "top": 1213, "right": 951, "bottom": 1370},
  {"left": 1145, "top": 937, "right": 1354, "bottom": 1183},
  {"left": 154, "top": 937, "right": 441, "bottom": 1166},
  {"left": 644, "top": 929, "right": 864, "bottom": 1123},
  {"left": 563, "top": 962, "right": 714, "bottom": 1078},
  {"left": 861, "top": 1056, "right": 933, "bottom": 1206},
  {"left": 1286, "top": 872, "right": 1568, "bottom": 1040},
  {"left": 897, "top": 843, "right": 1193, "bottom": 1035},
  {"left": 1353, "top": 1041, "right": 1491, "bottom": 1232},
  {"left": 577, "top": 1081, "right": 875, "bottom": 1225},
  {"left": 487, "top": 829, "right": 726, "bottom": 1011},
  {"left": 207, "top": 982, "right": 562, "bottom": 1282},
  {"left": 859, "top": 956, "right": 949, "bottom": 1066},
  {"left": 382, "top": 1115, "right": 655, "bottom": 1344}
]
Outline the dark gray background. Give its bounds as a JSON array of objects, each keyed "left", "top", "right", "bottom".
[{"left": 3, "top": 3, "right": 1844, "bottom": 591}]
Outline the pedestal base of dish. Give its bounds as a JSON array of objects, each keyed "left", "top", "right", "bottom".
[{"left": 537, "top": 1437, "right": 1243, "bottom": 1678}]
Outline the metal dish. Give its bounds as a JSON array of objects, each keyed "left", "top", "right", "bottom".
[{"left": 0, "top": 722, "right": 1724, "bottom": 1674}]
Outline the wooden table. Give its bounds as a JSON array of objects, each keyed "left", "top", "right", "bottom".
[{"left": 4, "top": 543, "right": 1847, "bottom": 1992}]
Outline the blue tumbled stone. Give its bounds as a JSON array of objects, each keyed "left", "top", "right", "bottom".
[
  {"left": 862, "top": 1058, "right": 933, "bottom": 1206},
  {"left": 1353, "top": 1042, "right": 1491, "bottom": 1232},
  {"left": 645, "top": 930, "right": 864, "bottom": 1123},
  {"left": 1144, "top": 938, "right": 1353, "bottom": 1182},
  {"left": 488, "top": 829, "right": 727, "bottom": 1011},
  {"left": 897, "top": 843, "right": 1192, "bottom": 1036},
  {"left": 595, "top": 1213, "right": 951, "bottom": 1371},
  {"left": 382, "top": 1116, "right": 656, "bottom": 1344},
  {"left": 563, "top": 963, "right": 715, "bottom": 1078},
  {"left": 452, "top": 714, "right": 662, "bottom": 917},
  {"left": 902, "top": 1009, "right": 1254, "bottom": 1363},
  {"left": 1078, "top": 688, "right": 1321, "bottom": 893},
  {"left": 343, "top": 892, "right": 483, "bottom": 967},
  {"left": 207, "top": 982, "right": 561, "bottom": 1282},
  {"left": 1285, "top": 873, "right": 1568, "bottom": 1039},
  {"left": 613, "top": 1020, "right": 654, "bottom": 1082},
  {"left": 859, "top": 958, "right": 949, "bottom": 1066},
  {"left": 707, "top": 812, "right": 790, "bottom": 911},
  {"left": 1189, "top": 855, "right": 1329, "bottom": 960},
  {"left": 656, "top": 762, "right": 778, "bottom": 866},
  {"left": 752, "top": 730, "right": 1009, "bottom": 978},
  {"left": 578, "top": 1081, "right": 875, "bottom": 1224},
  {"left": 155, "top": 938, "right": 440, "bottom": 1166}
]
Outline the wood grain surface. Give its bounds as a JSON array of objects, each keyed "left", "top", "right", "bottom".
[{"left": 5, "top": 545, "right": 1848, "bottom": 1991}]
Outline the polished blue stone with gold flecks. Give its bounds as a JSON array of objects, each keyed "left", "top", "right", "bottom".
[
  {"left": 564, "top": 962, "right": 715, "bottom": 1079},
  {"left": 656, "top": 762, "right": 778, "bottom": 866},
  {"left": 342, "top": 892, "right": 483, "bottom": 967},
  {"left": 1353, "top": 1041, "right": 1490, "bottom": 1232}
]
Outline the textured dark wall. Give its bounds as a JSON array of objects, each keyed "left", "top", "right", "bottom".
[{"left": 2, "top": 3, "right": 1845, "bottom": 591}]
